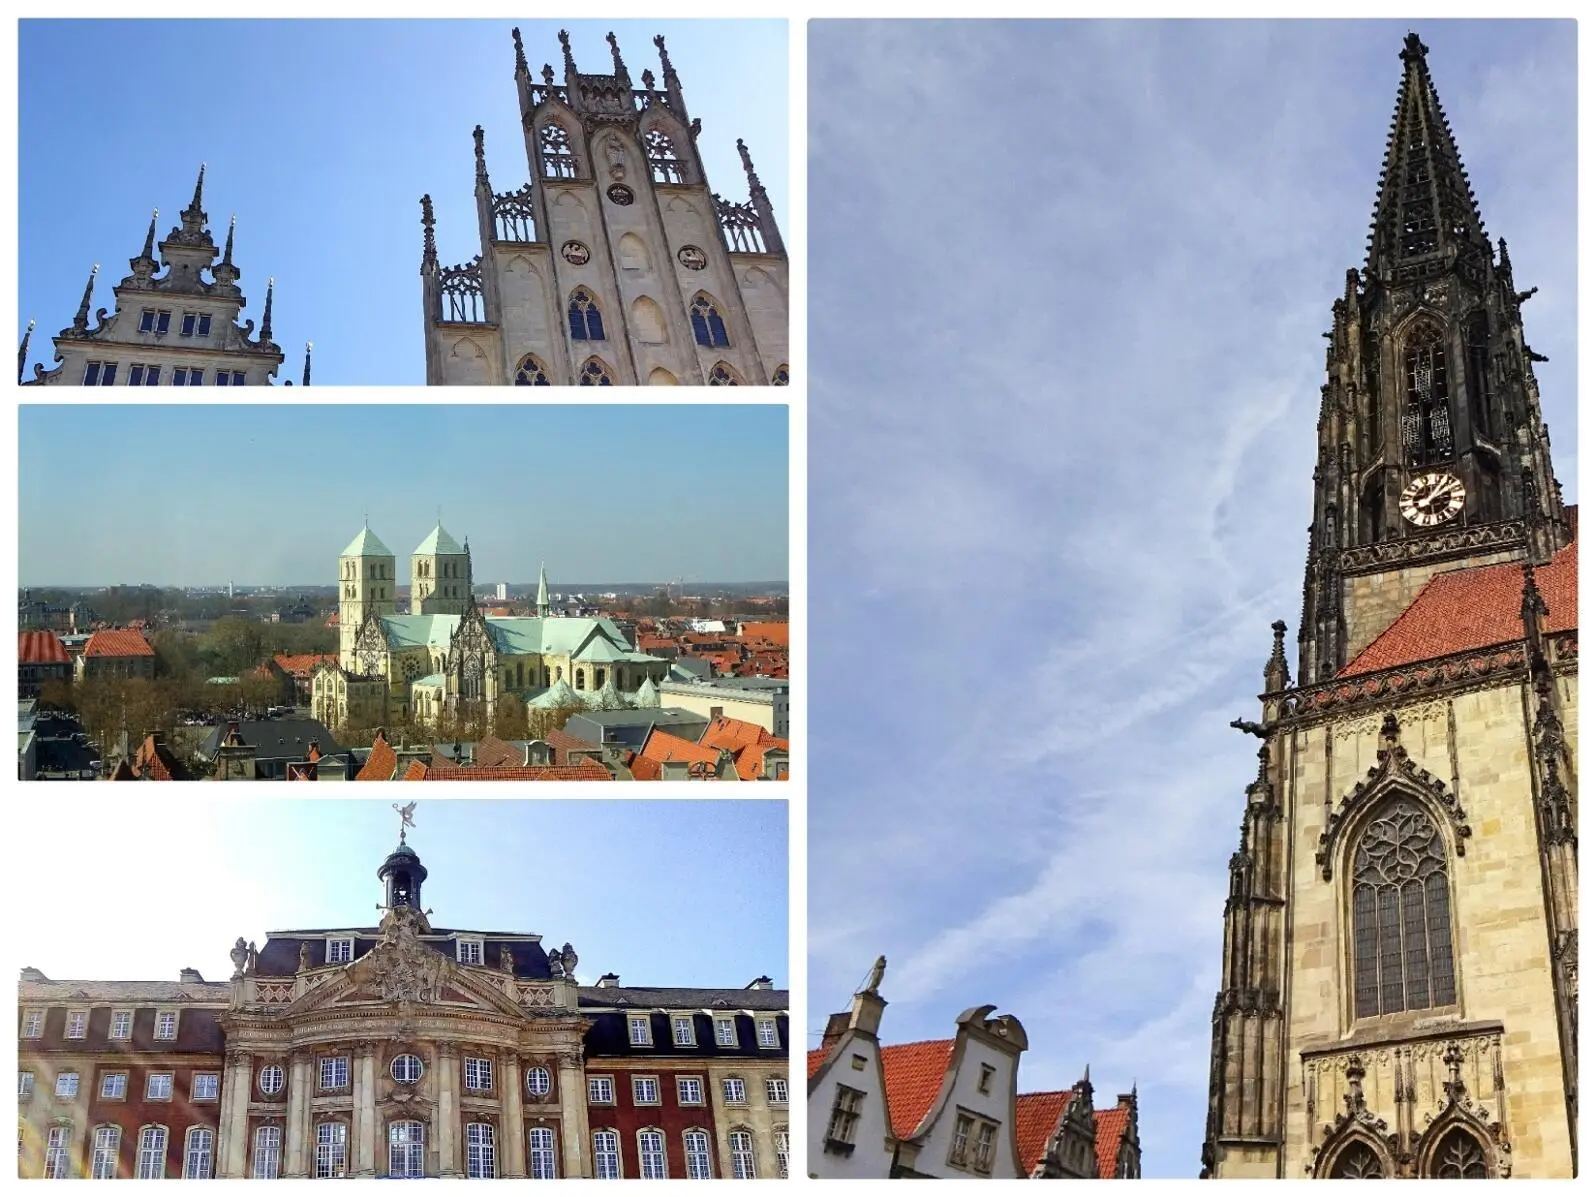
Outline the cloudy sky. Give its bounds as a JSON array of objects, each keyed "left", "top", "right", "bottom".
[{"left": 807, "top": 20, "right": 1575, "bottom": 1178}]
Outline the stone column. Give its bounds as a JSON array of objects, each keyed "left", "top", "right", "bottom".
[
  {"left": 284, "top": 1051, "right": 312, "bottom": 1178},
  {"left": 219, "top": 1050, "right": 254, "bottom": 1177},
  {"left": 500, "top": 1051, "right": 526, "bottom": 1178},
  {"left": 437, "top": 1043, "right": 461, "bottom": 1177},
  {"left": 353, "top": 1042, "right": 378, "bottom": 1177},
  {"left": 556, "top": 1048, "right": 590, "bottom": 1178}
]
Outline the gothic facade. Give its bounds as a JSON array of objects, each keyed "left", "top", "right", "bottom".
[
  {"left": 1201, "top": 36, "right": 1576, "bottom": 1179},
  {"left": 420, "top": 27, "right": 788, "bottom": 386},
  {"left": 18, "top": 835, "right": 791, "bottom": 1179},
  {"left": 19, "top": 168, "right": 305, "bottom": 387}
]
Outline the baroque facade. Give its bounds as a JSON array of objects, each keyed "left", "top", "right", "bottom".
[
  {"left": 19, "top": 168, "right": 306, "bottom": 387},
  {"left": 17, "top": 833, "right": 791, "bottom": 1179},
  {"left": 311, "top": 520, "right": 668, "bottom": 731},
  {"left": 420, "top": 27, "right": 788, "bottom": 386},
  {"left": 1200, "top": 35, "right": 1577, "bottom": 1179}
]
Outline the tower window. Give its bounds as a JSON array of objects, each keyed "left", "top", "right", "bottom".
[
  {"left": 1401, "top": 324, "right": 1454, "bottom": 466},
  {"left": 568, "top": 290, "right": 606, "bottom": 341},
  {"left": 690, "top": 296, "right": 730, "bottom": 347},
  {"left": 540, "top": 123, "right": 577, "bottom": 178},
  {"left": 578, "top": 358, "right": 613, "bottom": 386},
  {"left": 514, "top": 354, "right": 552, "bottom": 385},
  {"left": 1351, "top": 797, "right": 1457, "bottom": 1018},
  {"left": 646, "top": 129, "right": 685, "bottom": 183}
]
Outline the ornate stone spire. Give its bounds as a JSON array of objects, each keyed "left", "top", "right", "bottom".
[
  {"left": 212, "top": 215, "right": 241, "bottom": 291},
  {"left": 653, "top": 33, "right": 680, "bottom": 89},
  {"left": 473, "top": 124, "right": 489, "bottom": 185},
  {"left": 420, "top": 194, "right": 437, "bottom": 274},
  {"left": 606, "top": 30, "right": 629, "bottom": 81},
  {"left": 736, "top": 139, "right": 785, "bottom": 256},
  {"left": 511, "top": 25, "right": 528, "bottom": 76},
  {"left": 302, "top": 341, "right": 313, "bottom": 387},
  {"left": 18, "top": 319, "right": 34, "bottom": 384},
  {"left": 260, "top": 277, "right": 275, "bottom": 341},
  {"left": 139, "top": 209, "right": 158, "bottom": 260},
  {"left": 222, "top": 215, "right": 236, "bottom": 267},
  {"left": 176, "top": 163, "right": 209, "bottom": 240},
  {"left": 72, "top": 263, "right": 99, "bottom": 331},
  {"left": 558, "top": 28, "right": 576, "bottom": 76},
  {"left": 1264, "top": 619, "right": 1290, "bottom": 692}
]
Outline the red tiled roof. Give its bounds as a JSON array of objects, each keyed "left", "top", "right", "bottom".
[
  {"left": 83, "top": 628, "right": 154, "bottom": 658},
  {"left": 627, "top": 752, "right": 662, "bottom": 781},
  {"left": 638, "top": 727, "right": 721, "bottom": 769},
  {"left": 411, "top": 760, "right": 611, "bottom": 781},
  {"left": 700, "top": 716, "right": 789, "bottom": 780},
  {"left": 471, "top": 736, "right": 522, "bottom": 768},
  {"left": 1094, "top": 1105, "right": 1131, "bottom": 1178},
  {"left": 881, "top": 1039, "right": 955, "bottom": 1139},
  {"left": 1012, "top": 1092, "right": 1131, "bottom": 1178},
  {"left": 807, "top": 1048, "right": 828, "bottom": 1079},
  {"left": 545, "top": 726, "right": 601, "bottom": 767},
  {"left": 273, "top": 652, "right": 336, "bottom": 678},
  {"left": 739, "top": 621, "right": 789, "bottom": 646},
  {"left": 18, "top": 631, "right": 69, "bottom": 664},
  {"left": 402, "top": 759, "right": 429, "bottom": 781},
  {"left": 357, "top": 733, "right": 397, "bottom": 781},
  {"left": 1342, "top": 538, "right": 1577, "bottom": 676}
]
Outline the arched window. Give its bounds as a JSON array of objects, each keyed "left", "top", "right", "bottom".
[
  {"left": 183, "top": 1126, "right": 214, "bottom": 1178},
  {"left": 252, "top": 1125, "right": 282, "bottom": 1179},
  {"left": 514, "top": 354, "right": 552, "bottom": 385},
  {"left": 683, "top": 1129, "right": 713, "bottom": 1180},
  {"left": 540, "top": 123, "right": 577, "bottom": 178},
  {"left": 1351, "top": 797, "right": 1457, "bottom": 1018},
  {"left": 528, "top": 1126, "right": 558, "bottom": 1179},
  {"left": 575, "top": 669, "right": 586, "bottom": 691},
  {"left": 91, "top": 1125, "right": 121, "bottom": 1179},
  {"left": 595, "top": 668, "right": 606, "bottom": 688},
  {"left": 136, "top": 1125, "right": 169, "bottom": 1179},
  {"left": 772, "top": 364, "right": 789, "bottom": 386},
  {"left": 593, "top": 1129, "right": 622, "bottom": 1179},
  {"left": 389, "top": 1121, "right": 425, "bottom": 1178},
  {"left": 578, "top": 358, "right": 613, "bottom": 386},
  {"left": 315, "top": 1122, "right": 349, "bottom": 1179},
  {"left": 466, "top": 1123, "right": 495, "bottom": 1178},
  {"left": 690, "top": 296, "right": 730, "bottom": 347},
  {"left": 645, "top": 130, "right": 685, "bottom": 183},
  {"left": 728, "top": 1128, "right": 757, "bottom": 1179},
  {"left": 1401, "top": 323, "right": 1454, "bottom": 467},
  {"left": 568, "top": 290, "right": 605, "bottom": 341},
  {"left": 637, "top": 1128, "right": 668, "bottom": 1179},
  {"left": 1329, "top": 1141, "right": 1385, "bottom": 1178},
  {"left": 708, "top": 363, "right": 742, "bottom": 386},
  {"left": 1429, "top": 1128, "right": 1489, "bottom": 1178}
]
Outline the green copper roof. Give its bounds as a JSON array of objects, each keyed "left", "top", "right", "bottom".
[
  {"left": 413, "top": 523, "right": 465, "bottom": 557},
  {"left": 341, "top": 524, "right": 393, "bottom": 558}
]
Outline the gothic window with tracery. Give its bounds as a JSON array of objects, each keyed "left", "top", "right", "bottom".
[
  {"left": 540, "top": 123, "right": 577, "bottom": 178},
  {"left": 690, "top": 295, "right": 730, "bottom": 348},
  {"left": 1330, "top": 1142, "right": 1385, "bottom": 1179},
  {"left": 1401, "top": 324, "right": 1454, "bottom": 467},
  {"left": 772, "top": 364, "right": 789, "bottom": 386},
  {"left": 578, "top": 358, "right": 613, "bottom": 386},
  {"left": 646, "top": 129, "right": 684, "bottom": 183},
  {"left": 1429, "top": 1128, "right": 1489, "bottom": 1178},
  {"left": 1351, "top": 797, "right": 1457, "bottom": 1018},
  {"left": 569, "top": 290, "right": 605, "bottom": 341},
  {"left": 514, "top": 354, "right": 552, "bottom": 385},
  {"left": 708, "top": 363, "right": 742, "bottom": 386}
]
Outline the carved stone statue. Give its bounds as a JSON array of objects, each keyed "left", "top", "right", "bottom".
[
  {"left": 547, "top": 949, "right": 564, "bottom": 979},
  {"left": 500, "top": 945, "right": 515, "bottom": 973},
  {"left": 299, "top": 941, "right": 313, "bottom": 973},
  {"left": 230, "top": 937, "right": 249, "bottom": 979},
  {"left": 246, "top": 941, "right": 259, "bottom": 975},
  {"left": 604, "top": 136, "right": 626, "bottom": 181},
  {"left": 860, "top": 954, "right": 887, "bottom": 995}
]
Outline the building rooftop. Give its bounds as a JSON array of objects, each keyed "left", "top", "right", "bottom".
[{"left": 82, "top": 628, "right": 155, "bottom": 658}]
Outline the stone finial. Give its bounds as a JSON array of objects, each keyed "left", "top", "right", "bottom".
[
  {"left": 1401, "top": 31, "right": 1428, "bottom": 66},
  {"left": 18, "top": 318, "right": 34, "bottom": 384},
  {"left": 473, "top": 124, "right": 488, "bottom": 183},
  {"left": 73, "top": 263, "right": 99, "bottom": 330},
  {"left": 653, "top": 34, "right": 679, "bottom": 87},
  {"left": 260, "top": 277, "right": 275, "bottom": 341},
  {"left": 542, "top": 63, "right": 555, "bottom": 87},
  {"left": 558, "top": 28, "right": 576, "bottom": 75},
  {"left": 1379, "top": 712, "right": 1401, "bottom": 752},
  {"left": 606, "top": 30, "right": 627, "bottom": 78},
  {"left": 420, "top": 194, "right": 437, "bottom": 273},
  {"left": 1264, "top": 619, "right": 1290, "bottom": 692},
  {"left": 511, "top": 26, "right": 528, "bottom": 76},
  {"left": 186, "top": 163, "right": 207, "bottom": 216},
  {"left": 642, "top": 67, "right": 655, "bottom": 90},
  {"left": 140, "top": 208, "right": 159, "bottom": 261},
  {"left": 222, "top": 214, "right": 236, "bottom": 266},
  {"left": 302, "top": 341, "right": 313, "bottom": 387}
]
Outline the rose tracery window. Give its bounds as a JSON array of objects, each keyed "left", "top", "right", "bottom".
[
  {"left": 1351, "top": 798, "right": 1457, "bottom": 1018},
  {"left": 1401, "top": 324, "right": 1454, "bottom": 467},
  {"left": 1430, "top": 1128, "right": 1489, "bottom": 1178},
  {"left": 1331, "top": 1142, "right": 1385, "bottom": 1178}
]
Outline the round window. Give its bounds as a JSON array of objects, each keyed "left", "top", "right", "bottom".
[
  {"left": 526, "top": 1066, "right": 551, "bottom": 1097},
  {"left": 391, "top": 1054, "right": 424, "bottom": 1085},
  {"left": 259, "top": 1064, "right": 285, "bottom": 1095}
]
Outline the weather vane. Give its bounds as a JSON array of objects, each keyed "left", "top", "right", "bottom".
[{"left": 393, "top": 801, "right": 417, "bottom": 843}]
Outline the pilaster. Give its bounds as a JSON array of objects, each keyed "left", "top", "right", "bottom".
[
  {"left": 285, "top": 1051, "right": 312, "bottom": 1177},
  {"left": 353, "top": 1041, "right": 378, "bottom": 1176},
  {"left": 219, "top": 1049, "right": 253, "bottom": 1177},
  {"left": 556, "top": 1048, "right": 590, "bottom": 1177},
  {"left": 501, "top": 1049, "right": 527, "bottom": 1177},
  {"left": 438, "top": 1042, "right": 462, "bottom": 1177}
]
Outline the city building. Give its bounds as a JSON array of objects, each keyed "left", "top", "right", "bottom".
[
  {"left": 807, "top": 962, "right": 1139, "bottom": 1178},
  {"left": 1201, "top": 35, "right": 1577, "bottom": 1179},
  {"left": 18, "top": 168, "right": 307, "bottom": 387},
  {"left": 420, "top": 27, "right": 788, "bottom": 386},
  {"left": 659, "top": 677, "right": 789, "bottom": 737},
  {"left": 18, "top": 829, "right": 789, "bottom": 1179},
  {"left": 75, "top": 628, "right": 155, "bottom": 682},
  {"left": 18, "top": 630, "right": 71, "bottom": 698}
]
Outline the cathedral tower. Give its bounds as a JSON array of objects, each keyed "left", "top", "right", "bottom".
[
  {"left": 338, "top": 523, "right": 397, "bottom": 663},
  {"left": 19, "top": 167, "right": 297, "bottom": 387},
  {"left": 420, "top": 27, "right": 789, "bottom": 386},
  {"left": 1202, "top": 36, "right": 1576, "bottom": 1180},
  {"left": 411, "top": 522, "right": 471, "bottom": 615}
]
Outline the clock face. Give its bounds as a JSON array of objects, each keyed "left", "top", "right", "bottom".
[{"left": 1399, "top": 471, "right": 1466, "bottom": 527}]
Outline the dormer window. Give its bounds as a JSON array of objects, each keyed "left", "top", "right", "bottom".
[
  {"left": 457, "top": 938, "right": 484, "bottom": 965},
  {"left": 154, "top": 1010, "right": 179, "bottom": 1040},
  {"left": 65, "top": 1010, "right": 88, "bottom": 1039},
  {"left": 326, "top": 937, "right": 354, "bottom": 964},
  {"left": 628, "top": 1015, "right": 653, "bottom": 1047}
]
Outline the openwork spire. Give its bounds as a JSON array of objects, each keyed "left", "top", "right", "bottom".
[
  {"left": 420, "top": 194, "right": 437, "bottom": 273},
  {"left": 73, "top": 263, "right": 99, "bottom": 330},
  {"left": 511, "top": 25, "right": 528, "bottom": 76},
  {"left": 1365, "top": 33, "right": 1487, "bottom": 274}
]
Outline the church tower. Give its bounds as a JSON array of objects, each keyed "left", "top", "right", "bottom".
[
  {"left": 338, "top": 522, "right": 397, "bottom": 664},
  {"left": 410, "top": 522, "right": 471, "bottom": 615},
  {"left": 419, "top": 27, "right": 789, "bottom": 386},
  {"left": 1202, "top": 36, "right": 1576, "bottom": 1180},
  {"left": 19, "top": 167, "right": 303, "bottom": 387}
]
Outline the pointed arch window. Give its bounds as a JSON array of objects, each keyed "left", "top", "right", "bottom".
[
  {"left": 1351, "top": 797, "right": 1457, "bottom": 1018},
  {"left": 708, "top": 363, "right": 742, "bottom": 386},
  {"left": 578, "top": 358, "right": 613, "bottom": 387},
  {"left": 1329, "top": 1141, "right": 1385, "bottom": 1178},
  {"left": 690, "top": 295, "right": 730, "bottom": 347},
  {"left": 514, "top": 354, "right": 552, "bottom": 385},
  {"left": 1429, "top": 1128, "right": 1489, "bottom": 1178},
  {"left": 1401, "top": 324, "right": 1453, "bottom": 467},
  {"left": 645, "top": 130, "right": 685, "bottom": 184},
  {"left": 772, "top": 364, "right": 789, "bottom": 386},
  {"left": 569, "top": 290, "right": 606, "bottom": 341},
  {"left": 540, "top": 123, "right": 577, "bottom": 178}
]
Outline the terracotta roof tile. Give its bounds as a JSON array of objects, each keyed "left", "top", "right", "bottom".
[
  {"left": 638, "top": 727, "right": 721, "bottom": 768},
  {"left": 1015, "top": 1091, "right": 1071, "bottom": 1176},
  {"left": 471, "top": 736, "right": 522, "bottom": 768},
  {"left": 1342, "top": 537, "right": 1577, "bottom": 676},
  {"left": 700, "top": 715, "right": 778, "bottom": 752},
  {"left": 18, "top": 631, "right": 70, "bottom": 664},
  {"left": 544, "top": 726, "right": 601, "bottom": 767},
  {"left": 807, "top": 1047, "right": 828, "bottom": 1079},
  {"left": 881, "top": 1039, "right": 955, "bottom": 1139},
  {"left": 628, "top": 752, "right": 662, "bottom": 781},
  {"left": 738, "top": 621, "right": 789, "bottom": 646},
  {"left": 82, "top": 628, "right": 155, "bottom": 658},
  {"left": 1094, "top": 1105, "right": 1130, "bottom": 1178},
  {"left": 413, "top": 760, "right": 610, "bottom": 781},
  {"left": 356, "top": 733, "right": 397, "bottom": 781},
  {"left": 402, "top": 759, "right": 429, "bottom": 781},
  {"left": 273, "top": 652, "right": 336, "bottom": 678}
]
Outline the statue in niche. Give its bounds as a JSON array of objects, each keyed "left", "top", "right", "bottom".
[{"left": 604, "top": 136, "right": 627, "bottom": 181}]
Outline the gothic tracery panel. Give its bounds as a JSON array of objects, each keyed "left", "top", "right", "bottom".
[{"left": 1351, "top": 798, "right": 1457, "bottom": 1018}]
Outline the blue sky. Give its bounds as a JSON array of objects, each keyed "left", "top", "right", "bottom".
[
  {"left": 17, "top": 19, "right": 787, "bottom": 385},
  {"left": 9, "top": 799, "right": 787, "bottom": 989},
  {"left": 17, "top": 404, "right": 788, "bottom": 585},
  {"left": 807, "top": 20, "right": 1576, "bottom": 1179}
]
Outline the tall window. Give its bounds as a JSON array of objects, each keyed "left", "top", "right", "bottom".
[
  {"left": 826, "top": 1086, "right": 864, "bottom": 1149},
  {"left": 154, "top": 1011, "right": 178, "bottom": 1040},
  {"left": 136, "top": 1126, "right": 169, "bottom": 1179},
  {"left": 45, "top": 1126, "right": 72, "bottom": 1179},
  {"left": 320, "top": 1057, "right": 350, "bottom": 1090},
  {"left": 568, "top": 291, "right": 605, "bottom": 341},
  {"left": 21, "top": 1009, "right": 44, "bottom": 1038},
  {"left": 514, "top": 354, "right": 551, "bottom": 386},
  {"left": 66, "top": 1011, "right": 87, "bottom": 1039},
  {"left": 637, "top": 1129, "right": 668, "bottom": 1179},
  {"left": 389, "top": 1121, "right": 424, "bottom": 1178},
  {"left": 645, "top": 130, "right": 684, "bottom": 183},
  {"left": 109, "top": 1011, "right": 132, "bottom": 1040},
  {"left": 973, "top": 1121, "right": 996, "bottom": 1173},
  {"left": 183, "top": 1127, "right": 214, "bottom": 1178},
  {"left": 528, "top": 1127, "right": 558, "bottom": 1179},
  {"left": 91, "top": 1126, "right": 121, "bottom": 1179},
  {"left": 252, "top": 1126, "right": 282, "bottom": 1179},
  {"left": 315, "top": 1123, "right": 348, "bottom": 1178},
  {"left": 774, "top": 1128, "right": 790, "bottom": 1179},
  {"left": 728, "top": 1129, "right": 757, "bottom": 1179},
  {"left": 671, "top": 1015, "right": 696, "bottom": 1046},
  {"left": 464, "top": 1057, "right": 493, "bottom": 1091},
  {"left": 628, "top": 1015, "right": 652, "bottom": 1046},
  {"left": 1351, "top": 798, "right": 1457, "bottom": 1018},
  {"left": 593, "top": 1130, "right": 621, "bottom": 1180},
  {"left": 540, "top": 123, "right": 577, "bottom": 178},
  {"left": 755, "top": 1018, "right": 780, "bottom": 1049},
  {"left": 466, "top": 1123, "right": 496, "bottom": 1178},
  {"left": 1430, "top": 1128, "right": 1489, "bottom": 1178},
  {"left": 1401, "top": 324, "right": 1454, "bottom": 467},
  {"left": 683, "top": 1130, "right": 713, "bottom": 1180},
  {"left": 690, "top": 296, "right": 730, "bottom": 348}
]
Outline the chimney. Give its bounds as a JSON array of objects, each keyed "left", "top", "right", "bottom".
[
  {"left": 179, "top": 968, "right": 205, "bottom": 983},
  {"left": 745, "top": 975, "right": 773, "bottom": 990},
  {"left": 820, "top": 1010, "right": 851, "bottom": 1053},
  {"left": 710, "top": 706, "right": 724, "bottom": 720},
  {"left": 597, "top": 972, "right": 620, "bottom": 988}
]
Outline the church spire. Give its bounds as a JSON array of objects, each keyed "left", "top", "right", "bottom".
[
  {"left": 738, "top": 138, "right": 785, "bottom": 255},
  {"left": 536, "top": 561, "right": 550, "bottom": 617},
  {"left": 222, "top": 215, "right": 236, "bottom": 267},
  {"left": 606, "top": 30, "right": 630, "bottom": 84},
  {"left": 558, "top": 28, "right": 577, "bottom": 78}
]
